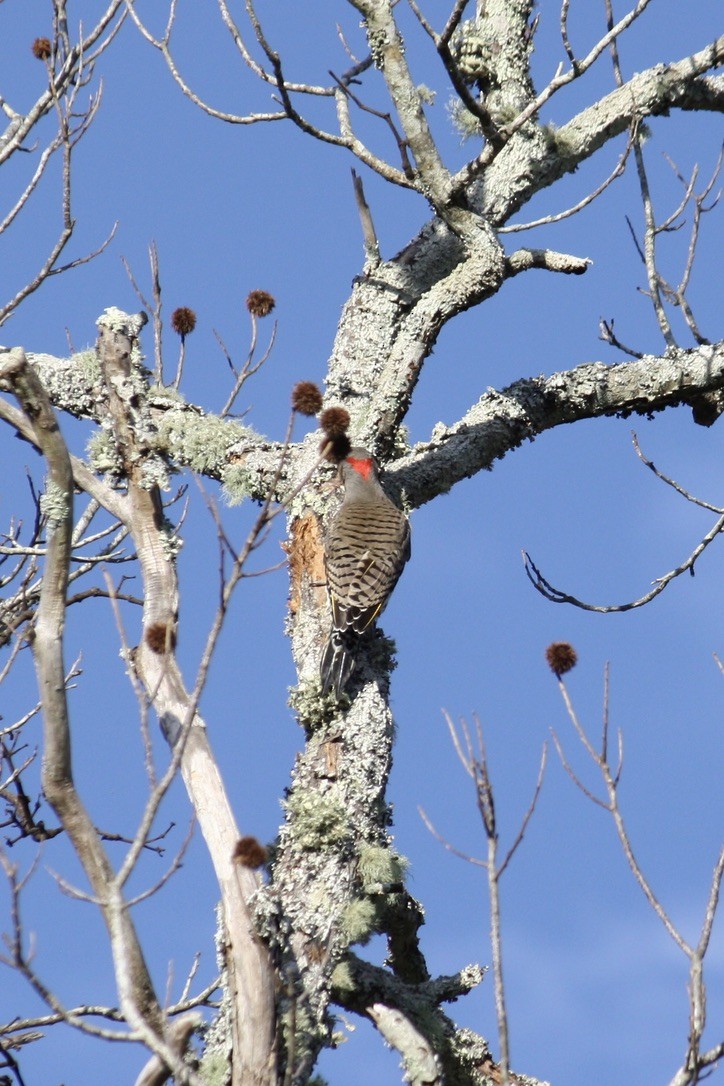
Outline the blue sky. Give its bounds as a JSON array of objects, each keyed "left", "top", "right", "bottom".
[{"left": 1, "top": 2, "right": 722, "bottom": 1083}]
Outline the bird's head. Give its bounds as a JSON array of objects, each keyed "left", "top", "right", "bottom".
[{"left": 341, "top": 448, "right": 378, "bottom": 483}]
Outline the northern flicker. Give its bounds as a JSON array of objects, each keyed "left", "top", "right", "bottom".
[{"left": 320, "top": 448, "right": 411, "bottom": 698}]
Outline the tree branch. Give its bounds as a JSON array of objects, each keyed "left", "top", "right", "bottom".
[
  {"left": 476, "top": 35, "right": 724, "bottom": 224},
  {"left": 94, "top": 308, "right": 277, "bottom": 1086},
  {"left": 394, "top": 341, "right": 724, "bottom": 509},
  {"left": 0, "top": 348, "right": 190, "bottom": 1079}
]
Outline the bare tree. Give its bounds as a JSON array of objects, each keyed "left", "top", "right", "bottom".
[{"left": 0, "top": 2, "right": 722, "bottom": 1084}]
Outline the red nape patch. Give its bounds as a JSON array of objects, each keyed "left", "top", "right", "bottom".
[{"left": 347, "top": 456, "right": 373, "bottom": 480}]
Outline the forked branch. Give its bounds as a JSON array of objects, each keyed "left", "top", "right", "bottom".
[
  {"left": 551, "top": 661, "right": 724, "bottom": 1085},
  {"left": 421, "top": 711, "right": 547, "bottom": 1086},
  {"left": 0, "top": 347, "right": 196, "bottom": 1082},
  {"left": 524, "top": 435, "right": 724, "bottom": 614}
]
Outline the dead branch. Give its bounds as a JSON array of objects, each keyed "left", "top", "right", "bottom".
[
  {"left": 351, "top": 169, "right": 381, "bottom": 267},
  {"left": 93, "top": 309, "right": 277, "bottom": 1085},
  {"left": 134, "top": 1012, "right": 204, "bottom": 1086},
  {"left": 122, "top": 242, "right": 164, "bottom": 383},
  {"left": 367, "top": 1004, "right": 442, "bottom": 1086},
  {"left": 429, "top": 711, "right": 547, "bottom": 1086},
  {"left": 524, "top": 431, "right": 724, "bottom": 613},
  {"left": 0, "top": 346, "right": 198, "bottom": 1083},
  {"left": 0, "top": 73, "right": 118, "bottom": 326},
  {"left": 500, "top": 131, "right": 634, "bottom": 234},
  {"left": 219, "top": 315, "right": 277, "bottom": 419},
  {"left": 552, "top": 666, "right": 724, "bottom": 1085}
]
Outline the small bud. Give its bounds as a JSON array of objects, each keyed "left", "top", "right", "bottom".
[
  {"left": 233, "top": 835, "right": 268, "bottom": 868},
  {"left": 32, "top": 38, "right": 52, "bottom": 61},
  {"left": 171, "top": 307, "right": 196, "bottom": 337},
  {"left": 246, "top": 290, "right": 275, "bottom": 318},
  {"left": 545, "top": 642, "right": 577, "bottom": 677},
  {"left": 320, "top": 406, "right": 350, "bottom": 437},
  {"left": 145, "top": 622, "right": 177, "bottom": 654},
  {"left": 322, "top": 433, "right": 352, "bottom": 463},
  {"left": 291, "top": 381, "right": 323, "bottom": 416}
]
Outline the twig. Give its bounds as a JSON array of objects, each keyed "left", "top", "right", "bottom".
[
  {"left": 524, "top": 428, "right": 724, "bottom": 613},
  {"left": 631, "top": 433, "right": 724, "bottom": 513},
  {"left": 126, "top": 818, "right": 195, "bottom": 907},
  {"left": 500, "top": 132, "right": 634, "bottom": 233},
  {"left": 523, "top": 511, "right": 724, "bottom": 612},
  {"left": 425, "top": 711, "right": 548, "bottom": 1084},
  {"left": 598, "top": 317, "right": 644, "bottom": 358},
  {"left": 556, "top": 673, "right": 690, "bottom": 951},
  {"left": 103, "top": 569, "right": 157, "bottom": 787},
  {"left": 553, "top": 669, "right": 724, "bottom": 1083},
  {"left": 560, "top": 0, "right": 576, "bottom": 69},
  {"left": 351, "top": 169, "right": 380, "bottom": 266},
  {"left": 329, "top": 70, "right": 414, "bottom": 177},
  {"left": 417, "top": 806, "right": 485, "bottom": 867},
  {"left": 219, "top": 317, "right": 277, "bottom": 418},
  {"left": 122, "top": 243, "right": 163, "bottom": 383}
]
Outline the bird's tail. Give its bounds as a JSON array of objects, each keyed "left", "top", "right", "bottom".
[{"left": 320, "top": 631, "right": 356, "bottom": 699}]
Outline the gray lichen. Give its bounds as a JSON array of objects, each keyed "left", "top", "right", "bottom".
[
  {"left": 367, "top": 631, "right": 399, "bottom": 679},
  {"left": 448, "top": 96, "right": 485, "bottom": 143},
  {"left": 138, "top": 454, "right": 171, "bottom": 492},
  {"left": 284, "top": 790, "right": 350, "bottom": 851},
  {"left": 96, "top": 305, "right": 147, "bottom": 339},
  {"left": 288, "top": 681, "right": 349, "bottom": 735},
  {"left": 358, "top": 843, "right": 408, "bottom": 893},
  {"left": 221, "top": 464, "right": 261, "bottom": 505},
  {"left": 287, "top": 482, "right": 329, "bottom": 522},
  {"left": 154, "top": 409, "right": 256, "bottom": 492},
  {"left": 86, "top": 429, "right": 123, "bottom": 477},
  {"left": 450, "top": 20, "right": 500, "bottom": 86},
  {"left": 159, "top": 516, "right": 183, "bottom": 559},
  {"left": 30, "top": 348, "right": 105, "bottom": 419},
  {"left": 417, "top": 84, "right": 436, "bottom": 105},
  {"left": 197, "top": 1048, "right": 231, "bottom": 1086},
  {"left": 388, "top": 424, "right": 410, "bottom": 461},
  {"left": 149, "top": 383, "right": 185, "bottom": 403},
  {"left": 339, "top": 897, "right": 381, "bottom": 945},
  {"left": 39, "top": 480, "right": 70, "bottom": 528},
  {"left": 458, "top": 963, "right": 485, "bottom": 991},
  {"left": 329, "top": 959, "right": 355, "bottom": 995},
  {"left": 449, "top": 1027, "right": 493, "bottom": 1076},
  {"left": 71, "top": 348, "right": 103, "bottom": 391}
]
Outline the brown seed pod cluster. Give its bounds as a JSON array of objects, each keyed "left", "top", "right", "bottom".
[
  {"left": 319, "top": 405, "right": 351, "bottom": 463},
  {"left": 291, "top": 381, "right": 324, "bottom": 416},
  {"left": 545, "top": 641, "right": 578, "bottom": 677},
  {"left": 246, "top": 290, "right": 275, "bottom": 318},
  {"left": 233, "top": 835, "right": 268, "bottom": 869},
  {"left": 145, "top": 621, "right": 177, "bottom": 655},
  {"left": 319, "top": 407, "right": 350, "bottom": 437},
  {"left": 171, "top": 307, "right": 196, "bottom": 337},
  {"left": 32, "top": 38, "right": 52, "bottom": 60},
  {"left": 288, "top": 379, "right": 353, "bottom": 463}
]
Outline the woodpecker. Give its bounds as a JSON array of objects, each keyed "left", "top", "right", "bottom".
[{"left": 320, "top": 448, "right": 411, "bottom": 698}]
